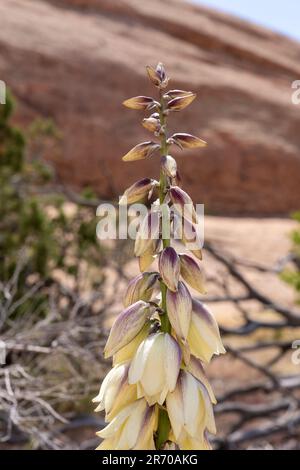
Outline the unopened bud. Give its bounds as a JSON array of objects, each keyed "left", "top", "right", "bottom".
[
  {"left": 122, "top": 142, "right": 160, "bottom": 162},
  {"left": 119, "top": 178, "right": 158, "bottom": 205},
  {"left": 171, "top": 133, "right": 207, "bottom": 149},
  {"left": 167, "top": 94, "right": 196, "bottom": 112},
  {"left": 104, "top": 301, "right": 151, "bottom": 358},
  {"left": 142, "top": 117, "right": 161, "bottom": 133},
  {"left": 159, "top": 247, "right": 180, "bottom": 292},
  {"left": 179, "top": 253, "right": 206, "bottom": 294},
  {"left": 123, "top": 96, "right": 155, "bottom": 110},
  {"left": 166, "top": 281, "right": 192, "bottom": 340}
]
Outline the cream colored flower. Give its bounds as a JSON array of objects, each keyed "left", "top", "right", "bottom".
[
  {"left": 187, "top": 299, "right": 226, "bottom": 363},
  {"left": 166, "top": 370, "right": 216, "bottom": 450},
  {"left": 128, "top": 332, "right": 182, "bottom": 405},
  {"left": 93, "top": 362, "right": 136, "bottom": 421},
  {"left": 96, "top": 399, "right": 158, "bottom": 450}
]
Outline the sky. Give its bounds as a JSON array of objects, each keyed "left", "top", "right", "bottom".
[{"left": 191, "top": 0, "right": 300, "bottom": 41}]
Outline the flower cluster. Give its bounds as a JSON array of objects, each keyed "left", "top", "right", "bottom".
[{"left": 94, "top": 63, "right": 225, "bottom": 450}]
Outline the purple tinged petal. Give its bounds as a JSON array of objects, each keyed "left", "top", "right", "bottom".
[
  {"left": 166, "top": 281, "right": 192, "bottom": 340},
  {"left": 123, "top": 96, "right": 154, "bottom": 110},
  {"left": 167, "top": 94, "right": 196, "bottom": 112},
  {"left": 159, "top": 247, "right": 180, "bottom": 292},
  {"left": 104, "top": 300, "right": 150, "bottom": 358},
  {"left": 169, "top": 186, "right": 197, "bottom": 223},
  {"left": 179, "top": 254, "right": 206, "bottom": 294},
  {"left": 187, "top": 355, "right": 217, "bottom": 404},
  {"left": 124, "top": 272, "right": 159, "bottom": 307},
  {"left": 119, "top": 178, "right": 157, "bottom": 205},
  {"left": 122, "top": 142, "right": 159, "bottom": 162},
  {"left": 171, "top": 133, "right": 207, "bottom": 149}
]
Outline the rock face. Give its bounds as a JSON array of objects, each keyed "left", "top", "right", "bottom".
[{"left": 1, "top": 0, "right": 300, "bottom": 215}]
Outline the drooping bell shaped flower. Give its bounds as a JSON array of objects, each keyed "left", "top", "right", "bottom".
[
  {"left": 128, "top": 332, "right": 182, "bottom": 405},
  {"left": 166, "top": 370, "right": 216, "bottom": 450},
  {"left": 93, "top": 362, "right": 136, "bottom": 421},
  {"left": 97, "top": 399, "right": 158, "bottom": 450},
  {"left": 187, "top": 299, "right": 226, "bottom": 363}
]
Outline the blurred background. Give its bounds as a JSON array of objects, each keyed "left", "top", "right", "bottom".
[{"left": 0, "top": 0, "right": 300, "bottom": 450}]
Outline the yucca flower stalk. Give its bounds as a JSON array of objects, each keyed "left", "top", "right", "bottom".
[{"left": 94, "top": 63, "right": 225, "bottom": 450}]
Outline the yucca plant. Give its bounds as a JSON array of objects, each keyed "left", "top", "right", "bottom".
[{"left": 94, "top": 63, "right": 225, "bottom": 450}]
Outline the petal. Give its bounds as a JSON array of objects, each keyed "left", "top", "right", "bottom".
[
  {"left": 181, "top": 371, "right": 199, "bottom": 437},
  {"left": 124, "top": 272, "right": 159, "bottom": 307},
  {"left": 104, "top": 300, "right": 150, "bottom": 358},
  {"left": 187, "top": 355, "right": 217, "bottom": 404},
  {"left": 119, "top": 178, "right": 157, "bottom": 205},
  {"left": 113, "top": 323, "right": 149, "bottom": 365},
  {"left": 167, "top": 94, "right": 196, "bottom": 111},
  {"left": 164, "top": 334, "right": 182, "bottom": 391},
  {"left": 140, "top": 334, "right": 165, "bottom": 397},
  {"left": 123, "top": 96, "right": 154, "bottom": 110},
  {"left": 169, "top": 186, "right": 197, "bottom": 223},
  {"left": 166, "top": 281, "right": 192, "bottom": 340},
  {"left": 166, "top": 383, "right": 184, "bottom": 440},
  {"left": 96, "top": 402, "right": 135, "bottom": 439},
  {"left": 179, "top": 254, "right": 206, "bottom": 294},
  {"left": 122, "top": 142, "right": 159, "bottom": 162},
  {"left": 171, "top": 133, "right": 207, "bottom": 149},
  {"left": 159, "top": 247, "right": 180, "bottom": 292}
]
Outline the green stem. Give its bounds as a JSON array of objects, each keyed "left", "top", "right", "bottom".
[{"left": 155, "top": 89, "right": 171, "bottom": 450}]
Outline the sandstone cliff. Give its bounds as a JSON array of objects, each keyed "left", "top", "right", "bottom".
[{"left": 1, "top": 0, "right": 300, "bottom": 215}]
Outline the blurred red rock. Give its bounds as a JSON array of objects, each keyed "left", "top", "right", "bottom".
[{"left": 1, "top": 0, "right": 300, "bottom": 215}]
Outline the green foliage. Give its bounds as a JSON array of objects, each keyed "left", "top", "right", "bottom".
[
  {"left": 281, "top": 212, "right": 300, "bottom": 302},
  {"left": 0, "top": 90, "right": 105, "bottom": 319}
]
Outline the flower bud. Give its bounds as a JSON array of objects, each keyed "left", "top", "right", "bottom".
[
  {"left": 122, "top": 141, "right": 160, "bottom": 162},
  {"left": 119, "top": 178, "right": 158, "bottom": 205},
  {"left": 142, "top": 116, "right": 160, "bottom": 133},
  {"left": 169, "top": 186, "right": 197, "bottom": 223},
  {"left": 146, "top": 63, "right": 169, "bottom": 88},
  {"left": 129, "top": 332, "right": 182, "bottom": 405},
  {"left": 104, "top": 301, "right": 150, "bottom": 358},
  {"left": 161, "top": 155, "right": 177, "bottom": 178},
  {"left": 159, "top": 247, "right": 180, "bottom": 292},
  {"left": 171, "top": 133, "right": 207, "bottom": 149},
  {"left": 166, "top": 281, "right": 192, "bottom": 340},
  {"left": 124, "top": 272, "right": 159, "bottom": 307},
  {"left": 167, "top": 93, "right": 196, "bottom": 112},
  {"left": 179, "top": 254, "right": 206, "bottom": 294},
  {"left": 123, "top": 96, "right": 155, "bottom": 110},
  {"left": 187, "top": 299, "right": 226, "bottom": 363},
  {"left": 134, "top": 210, "right": 161, "bottom": 257}
]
